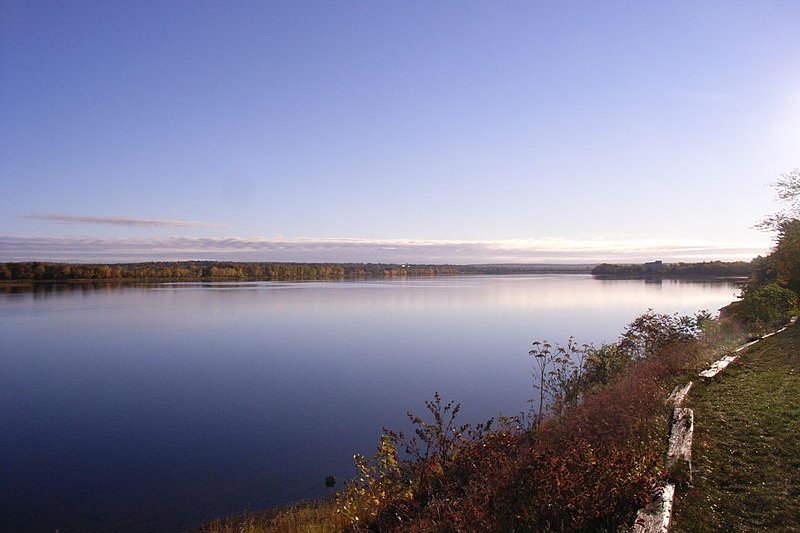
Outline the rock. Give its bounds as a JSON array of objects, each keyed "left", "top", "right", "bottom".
[
  {"left": 666, "top": 382, "right": 692, "bottom": 407},
  {"left": 700, "top": 355, "right": 739, "bottom": 378},
  {"left": 666, "top": 408, "right": 693, "bottom": 484},
  {"left": 631, "top": 483, "right": 675, "bottom": 533}
]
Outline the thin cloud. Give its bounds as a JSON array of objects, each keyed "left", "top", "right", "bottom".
[
  {"left": 22, "top": 213, "right": 226, "bottom": 228},
  {"left": 0, "top": 235, "right": 771, "bottom": 264}
]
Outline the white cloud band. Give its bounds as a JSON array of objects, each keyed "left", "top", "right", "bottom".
[{"left": 0, "top": 235, "right": 770, "bottom": 263}]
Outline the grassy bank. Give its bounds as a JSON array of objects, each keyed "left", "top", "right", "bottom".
[
  {"left": 201, "top": 500, "right": 346, "bottom": 533},
  {"left": 670, "top": 321, "right": 800, "bottom": 532}
]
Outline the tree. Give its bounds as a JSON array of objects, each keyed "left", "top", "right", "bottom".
[
  {"left": 736, "top": 282, "right": 797, "bottom": 327},
  {"left": 749, "top": 169, "right": 800, "bottom": 293},
  {"left": 750, "top": 220, "right": 800, "bottom": 293},
  {"left": 757, "top": 168, "right": 800, "bottom": 232}
]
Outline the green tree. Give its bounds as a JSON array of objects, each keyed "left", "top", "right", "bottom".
[
  {"left": 737, "top": 282, "right": 797, "bottom": 327},
  {"left": 751, "top": 169, "right": 800, "bottom": 292},
  {"left": 770, "top": 219, "right": 800, "bottom": 292}
]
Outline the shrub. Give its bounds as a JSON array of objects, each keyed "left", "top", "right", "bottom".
[
  {"left": 337, "top": 392, "right": 497, "bottom": 532},
  {"left": 581, "top": 342, "right": 628, "bottom": 389},
  {"left": 617, "top": 310, "right": 704, "bottom": 360},
  {"left": 735, "top": 282, "right": 797, "bottom": 328},
  {"left": 337, "top": 334, "right": 706, "bottom": 532},
  {"left": 562, "top": 311, "right": 708, "bottom": 397},
  {"left": 336, "top": 433, "right": 413, "bottom": 530},
  {"left": 506, "top": 342, "right": 699, "bottom": 532},
  {"left": 529, "top": 338, "right": 591, "bottom": 423}
]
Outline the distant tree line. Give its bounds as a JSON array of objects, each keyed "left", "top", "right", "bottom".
[
  {"left": 591, "top": 260, "right": 753, "bottom": 278},
  {"left": 0, "top": 261, "right": 604, "bottom": 282},
  {"left": 0, "top": 261, "right": 469, "bottom": 282},
  {"left": 1, "top": 260, "right": 752, "bottom": 282}
]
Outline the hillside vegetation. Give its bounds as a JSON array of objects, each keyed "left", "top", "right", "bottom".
[{"left": 203, "top": 310, "right": 748, "bottom": 533}]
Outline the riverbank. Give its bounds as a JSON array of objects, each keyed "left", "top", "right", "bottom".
[
  {"left": 670, "top": 320, "right": 800, "bottom": 532},
  {"left": 199, "top": 310, "right": 752, "bottom": 533}
]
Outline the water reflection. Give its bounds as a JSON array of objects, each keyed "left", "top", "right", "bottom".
[{"left": 0, "top": 281, "right": 162, "bottom": 297}]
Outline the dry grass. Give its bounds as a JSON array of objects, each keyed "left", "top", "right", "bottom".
[{"left": 199, "top": 500, "right": 346, "bottom": 533}]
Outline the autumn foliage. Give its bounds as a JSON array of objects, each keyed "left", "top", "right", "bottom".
[{"left": 334, "top": 312, "right": 712, "bottom": 532}]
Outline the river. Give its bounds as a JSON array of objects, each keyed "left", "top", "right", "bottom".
[{"left": 0, "top": 275, "right": 740, "bottom": 532}]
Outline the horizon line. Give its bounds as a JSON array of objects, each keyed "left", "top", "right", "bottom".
[{"left": 0, "top": 234, "right": 770, "bottom": 264}]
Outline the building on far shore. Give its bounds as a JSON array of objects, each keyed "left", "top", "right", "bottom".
[{"left": 643, "top": 260, "right": 664, "bottom": 273}]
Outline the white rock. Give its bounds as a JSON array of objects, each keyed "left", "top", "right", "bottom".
[
  {"left": 631, "top": 483, "right": 675, "bottom": 533},
  {"left": 666, "top": 382, "right": 692, "bottom": 407},
  {"left": 667, "top": 408, "right": 693, "bottom": 478}
]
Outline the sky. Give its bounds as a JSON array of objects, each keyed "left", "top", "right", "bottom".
[{"left": 1, "top": 0, "right": 799, "bottom": 264}]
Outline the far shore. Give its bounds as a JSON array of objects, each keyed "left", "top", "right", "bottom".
[{"left": 0, "top": 259, "right": 753, "bottom": 284}]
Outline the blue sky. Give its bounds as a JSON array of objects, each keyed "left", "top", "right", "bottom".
[{"left": 2, "top": 1, "right": 799, "bottom": 263}]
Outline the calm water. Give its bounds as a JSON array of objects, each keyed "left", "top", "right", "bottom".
[{"left": 0, "top": 275, "right": 740, "bottom": 532}]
